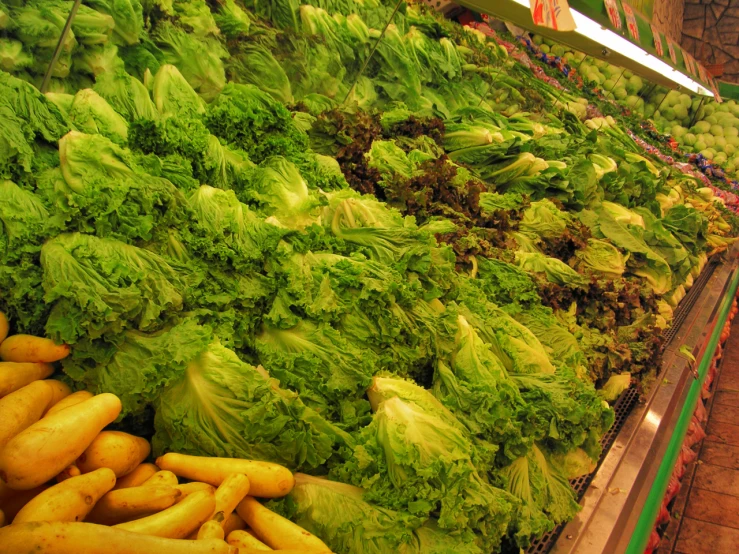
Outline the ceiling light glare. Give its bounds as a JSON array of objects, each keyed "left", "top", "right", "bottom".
[{"left": 507, "top": 0, "right": 713, "bottom": 96}]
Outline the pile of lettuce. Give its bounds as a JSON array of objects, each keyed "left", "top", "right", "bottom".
[{"left": 1, "top": 1, "right": 737, "bottom": 553}]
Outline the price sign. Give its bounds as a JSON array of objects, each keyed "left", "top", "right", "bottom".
[
  {"left": 684, "top": 50, "right": 695, "bottom": 75},
  {"left": 529, "top": 0, "right": 576, "bottom": 31},
  {"left": 667, "top": 39, "right": 677, "bottom": 65},
  {"left": 604, "top": 0, "right": 622, "bottom": 30},
  {"left": 651, "top": 24, "right": 664, "bottom": 57},
  {"left": 622, "top": 3, "right": 640, "bottom": 41}
]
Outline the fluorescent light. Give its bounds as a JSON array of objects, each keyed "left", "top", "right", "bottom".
[{"left": 507, "top": 0, "right": 713, "bottom": 96}]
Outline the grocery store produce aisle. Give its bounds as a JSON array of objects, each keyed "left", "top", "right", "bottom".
[{"left": 663, "top": 327, "right": 739, "bottom": 553}]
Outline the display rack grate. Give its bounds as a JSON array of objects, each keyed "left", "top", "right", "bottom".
[
  {"left": 662, "top": 258, "right": 720, "bottom": 346},
  {"left": 524, "top": 385, "right": 641, "bottom": 554}
]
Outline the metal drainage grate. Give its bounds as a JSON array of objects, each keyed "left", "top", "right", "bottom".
[
  {"left": 662, "top": 259, "right": 720, "bottom": 346},
  {"left": 524, "top": 385, "right": 641, "bottom": 554}
]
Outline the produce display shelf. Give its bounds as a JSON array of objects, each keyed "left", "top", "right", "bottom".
[
  {"left": 525, "top": 385, "right": 641, "bottom": 554},
  {"left": 453, "top": 0, "right": 709, "bottom": 92},
  {"left": 524, "top": 251, "right": 726, "bottom": 554},
  {"left": 539, "top": 243, "right": 739, "bottom": 554}
]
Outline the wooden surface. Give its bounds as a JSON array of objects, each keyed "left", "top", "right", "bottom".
[{"left": 670, "top": 325, "right": 739, "bottom": 554}]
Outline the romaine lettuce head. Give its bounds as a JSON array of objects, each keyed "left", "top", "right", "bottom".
[
  {"left": 206, "top": 82, "right": 308, "bottom": 163},
  {"left": 322, "top": 190, "right": 436, "bottom": 269},
  {"left": 367, "top": 374, "right": 457, "bottom": 418},
  {"left": 514, "top": 251, "right": 588, "bottom": 288},
  {"left": 432, "top": 312, "right": 531, "bottom": 464},
  {"left": 549, "top": 447, "right": 597, "bottom": 480},
  {"left": 0, "top": 183, "right": 58, "bottom": 335},
  {"left": 93, "top": 68, "right": 158, "bottom": 122},
  {"left": 284, "top": 474, "right": 422, "bottom": 554},
  {"left": 0, "top": 39, "right": 33, "bottom": 72},
  {"left": 518, "top": 200, "right": 568, "bottom": 241},
  {"left": 44, "top": 92, "right": 75, "bottom": 118},
  {"left": 512, "top": 305, "right": 586, "bottom": 373},
  {"left": 83, "top": 0, "right": 144, "bottom": 46},
  {"left": 498, "top": 444, "right": 580, "bottom": 546},
  {"left": 256, "top": 319, "right": 376, "bottom": 429},
  {"left": 62, "top": 317, "right": 213, "bottom": 417},
  {"left": 0, "top": 180, "right": 52, "bottom": 263},
  {"left": 71, "top": 4, "right": 115, "bottom": 45},
  {"left": 243, "top": 156, "right": 320, "bottom": 227},
  {"left": 582, "top": 208, "right": 672, "bottom": 295},
  {"left": 458, "top": 301, "right": 556, "bottom": 375},
  {"left": 331, "top": 396, "right": 517, "bottom": 551},
  {"left": 597, "top": 372, "right": 632, "bottom": 403},
  {"left": 68, "top": 89, "right": 129, "bottom": 145},
  {"left": 43, "top": 131, "right": 191, "bottom": 242},
  {"left": 282, "top": 473, "right": 484, "bottom": 554},
  {"left": 152, "top": 64, "right": 206, "bottom": 118},
  {"left": 41, "top": 232, "right": 193, "bottom": 343},
  {"left": 11, "top": 2, "right": 77, "bottom": 50},
  {"left": 227, "top": 43, "right": 293, "bottom": 104},
  {"left": 187, "top": 185, "right": 288, "bottom": 270},
  {"left": 152, "top": 21, "right": 227, "bottom": 101},
  {"left": 213, "top": 0, "right": 251, "bottom": 38},
  {"left": 153, "top": 340, "right": 351, "bottom": 470},
  {"left": 0, "top": 70, "right": 70, "bottom": 143},
  {"left": 575, "top": 238, "right": 629, "bottom": 278}
]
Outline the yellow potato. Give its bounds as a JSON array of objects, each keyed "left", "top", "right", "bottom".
[
  {"left": 114, "top": 489, "right": 216, "bottom": 539},
  {"left": 113, "top": 463, "right": 160, "bottom": 490},
  {"left": 44, "top": 391, "right": 94, "bottom": 418},
  {"left": 156, "top": 453, "right": 294, "bottom": 498},
  {"left": 174, "top": 482, "right": 215, "bottom": 499},
  {"left": 141, "top": 470, "right": 178, "bottom": 488},
  {"left": 0, "top": 312, "right": 8, "bottom": 345},
  {"left": 222, "top": 513, "right": 247, "bottom": 536},
  {"left": 197, "top": 520, "right": 225, "bottom": 541},
  {"left": 0, "top": 521, "right": 238, "bottom": 553},
  {"left": 0, "top": 393, "right": 122, "bottom": 489},
  {"left": 86, "top": 485, "right": 182, "bottom": 525},
  {"left": 14, "top": 468, "right": 116, "bottom": 524},
  {"left": 0, "top": 334, "right": 70, "bottom": 363},
  {"left": 227, "top": 530, "right": 272, "bottom": 551},
  {"left": 55, "top": 465, "right": 81, "bottom": 483},
  {"left": 0, "top": 380, "right": 64, "bottom": 450},
  {"left": 240, "top": 550, "right": 325, "bottom": 554},
  {"left": 77, "top": 431, "right": 151, "bottom": 478},
  {"left": 236, "top": 497, "right": 330, "bottom": 552},
  {"left": 44, "top": 381, "right": 72, "bottom": 413},
  {"left": 0, "top": 481, "right": 49, "bottom": 521},
  {"left": 214, "top": 474, "right": 250, "bottom": 528},
  {"left": 0, "top": 362, "right": 54, "bottom": 399}
]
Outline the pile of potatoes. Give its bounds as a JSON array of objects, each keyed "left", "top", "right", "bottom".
[{"left": 0, "top": 312, "right": 333, "bottom": 554}]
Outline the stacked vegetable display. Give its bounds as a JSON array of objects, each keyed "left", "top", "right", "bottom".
[
  {"left": 528, "top": 34, "right": 739, "bottom": 183},
  {"left": 0, "top": 1, "right": 737, "bottom": 553},
  {"left": 0, "top": 333, "right": 336, "bottom": 553}
]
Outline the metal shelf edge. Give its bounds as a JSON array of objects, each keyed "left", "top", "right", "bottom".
[{"left": 550, "top": 243, "right": 739, "bottom": 554}]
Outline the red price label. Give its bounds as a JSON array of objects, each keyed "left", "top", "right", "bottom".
[
  {"left": 651, "top": 24, "right": 664, "bottom": 57},
  {"left": 529, "top": 0, "right": 576, "bottom": 31},
  {"left": 622, "top": 3, "right": 639, "bottom": 41},
  {"left": 667, "top": 39, "right": 677, "bottom": 65},
  {"left": 604, "top": 0, "right": 622, "bottom": 30}
]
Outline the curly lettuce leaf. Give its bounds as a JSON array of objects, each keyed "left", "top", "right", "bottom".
[{"left": 153, "top": 340, "right": 352, "bottom": 470}]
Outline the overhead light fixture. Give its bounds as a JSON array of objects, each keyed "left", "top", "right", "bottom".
[{"left": 507, "top": 0, "right": 713, "bottom": 96}]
